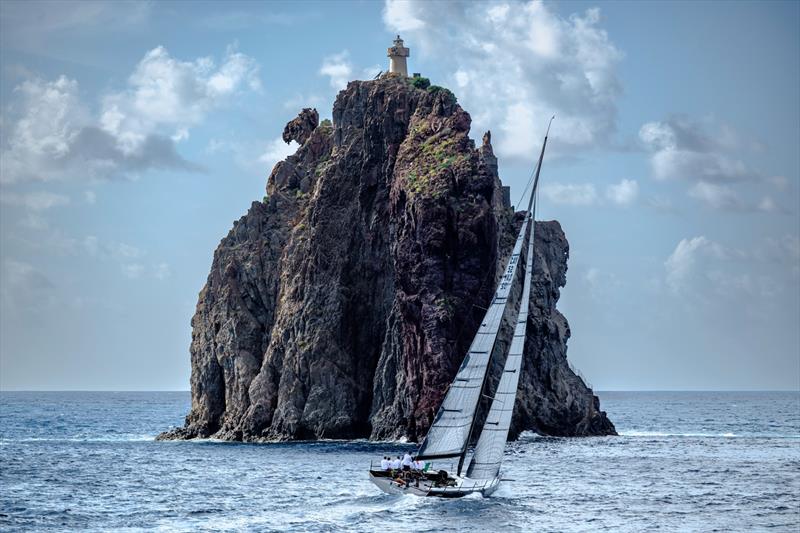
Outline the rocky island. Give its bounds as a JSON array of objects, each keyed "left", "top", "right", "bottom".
[{"left": 158, "top": 74, "right": 616, "bottom": 443}]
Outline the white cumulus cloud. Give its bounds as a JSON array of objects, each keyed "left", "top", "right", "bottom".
[
  {"left": 541, "top": 183, "right": 598, "bottom": 206},
  {"left": 665, "top": 236, "right": 720, "bottom": 292},
  {"left": 640, "top": 118, "right": 750, "bottom": 182},
  {"left": 319, "top": 51, "right": 354, "bottom": 90},
  {"left": 0, "top": 46, "right": 260, "bottom": 185},
  {"left": 541, "top": 178, "right": 638, "bottom": 207},
  {"left": 258, "top": 137, "right": 300, "bottom": 169},
  {"left": 383, "top": 0, "right": 425, "bottom": 32},
  {"left": 383, "top": 0, "right": 623, "bottom": 159},
  {"left": 101, "top": 45, "right": 260, "bottom": 152},
  {"left": 605, "top": 178, "right": 638, "bottom": 206},
  {"left": 640, "top": 116, "right": 788, "bottom": 213}
]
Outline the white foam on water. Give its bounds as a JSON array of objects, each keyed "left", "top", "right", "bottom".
[{"left": 620, "top": 431, "right": 739, "bottom": 438}]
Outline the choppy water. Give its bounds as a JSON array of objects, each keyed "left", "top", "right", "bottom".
[{"left": 1, "top": 391, "right": 798, "bottom": 532}]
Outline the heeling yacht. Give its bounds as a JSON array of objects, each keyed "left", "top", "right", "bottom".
[{"left": 369, "top": 118, "right": 554, "bottom": 498}]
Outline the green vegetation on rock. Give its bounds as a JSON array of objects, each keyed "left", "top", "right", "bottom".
[
  {"left": 427, "top": 85, "right": 457, "bottom": 104},
  {"left": 409, "top": 76, "right": 430, "bottom": 90}
]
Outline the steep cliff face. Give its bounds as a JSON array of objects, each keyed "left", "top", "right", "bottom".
[{"left": 159, "top": 75, "right": 615, "bottom": 442}]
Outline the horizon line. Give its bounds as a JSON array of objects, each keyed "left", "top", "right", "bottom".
[{"left": 1, "top": 389, "right": 798, "bottom": 393}]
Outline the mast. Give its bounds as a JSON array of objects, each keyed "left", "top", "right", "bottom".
[
  {"left": 526, "top": 115, "right": 554, "bottom": 214},
  {"left": 462, "top": 116, "right": 553, "bottom": 478},
  {"left": 415, "top": 117, "right": 554, "bottom": 474},
  {"left": 416, "top": 217, "right": 531, "bottom": 462}
]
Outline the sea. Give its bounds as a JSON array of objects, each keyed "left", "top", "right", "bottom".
[{"left": 0, "top": 391, "right": 798, "bottom": 532}]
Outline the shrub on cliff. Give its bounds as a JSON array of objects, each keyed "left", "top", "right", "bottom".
[
  {"left": 427, "top": 85, "right": 457, "bottom": 104},
  {"left": 410, "top": 76, "right": 430, "bottom": 90}
]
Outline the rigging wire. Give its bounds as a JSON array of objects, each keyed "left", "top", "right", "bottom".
[
  {"left": 512, "top": 160, "right": 538, "bottom": 212},
  {"left": 417, "top": 117, "right": 553, "bottom": 459}
]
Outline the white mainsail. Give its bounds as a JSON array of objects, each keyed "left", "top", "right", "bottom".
[
  {"left": 415, "top": 216, "right": 531, "bottom": 462},
  {"left": 408, "top": 116, "right": 553, "bottom": 489},
  {"left": 466, "top": 210, "right": 535, "bottom": 480}
]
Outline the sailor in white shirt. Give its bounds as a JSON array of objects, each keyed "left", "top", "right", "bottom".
[
  {"left": 401, "top": 453, "right": 413, "bottom": 470},
  {"left": 392, "top": 456, "right": 402, "bottom": 470},
  {"left": 380, "top": 456, "right": 389, "bottom": 470}
]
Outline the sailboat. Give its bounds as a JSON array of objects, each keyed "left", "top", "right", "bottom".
[{"left": 369, "top": 118, "right": 554, "bottom": 497}]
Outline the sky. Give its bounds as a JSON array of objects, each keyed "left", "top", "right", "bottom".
[{"left": 0, "top": 0, "right": 798, "bottom": 391}]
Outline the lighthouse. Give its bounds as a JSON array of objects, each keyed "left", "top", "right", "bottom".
[{"left": 387, "top": 35, "right": 409, "bottom": 76}]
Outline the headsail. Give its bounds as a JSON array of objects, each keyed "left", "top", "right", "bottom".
[
  {"left": 415, "top": 116, "right": 553, "bottom": 475},
  {"left": 466, "top": 210, "right": 535, "bottom": 479},
  {"left": 466, "top": 116, "right": 553, "bottom": 480},
  {"left": 416, "top": 216, "right": 531, "bottom": 462}
]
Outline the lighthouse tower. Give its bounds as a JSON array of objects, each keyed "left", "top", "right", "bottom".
[{"left": 387, "top": 35, "right": 409, "bottom": 76}]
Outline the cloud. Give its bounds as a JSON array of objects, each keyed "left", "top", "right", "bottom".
[
  {"left": 665, "top": 236, "right": 726, "bottom": 292},
  {"left": 687, "top": 182, "right": 743, "bottom": 211},
  {"left": 258, "top": 137, "right": 300, "bottom": 169},
  {"left": 383, "top": 1, "right": 623, "bottom": 159},
  {"left": 100, "top": 44, "right": 261, "bottom": 152},
  {"left": 639, "top": 118, "right": 753, "bottom": 183},
  {"left": 688, "top": 181, "right": 782, "bottom": 213},
  {"left": 1, "top": 46, "right": 260, "bottom": 184},
  {"left": 605, "top": 178, "right": 638, "bottom": 205},
  {"left": 383, "top": 0, "right": 425, "bottom": 32},
  {"left": 639, "top": 116, "right": 790, "bottom": 213},
  {"left": 0, "top": 191, "right": 70, "bottom": 210},
  {"left": 541, "top": 183, "right": 598, "bottom": 206},
  {"left": 663, "top": 235, "right": 798, "bottom": 296},
  {"left": 541, "top": 178, "right": 638, "bottom": 207},
  {"left": 582, "top": 266, "right": 623, "bottom": 297},
  {"left": 319, "top": 51, "right": 354, "bottom": 89}
]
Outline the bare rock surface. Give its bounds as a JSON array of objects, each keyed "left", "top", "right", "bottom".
[
  {"left": 282, "top": 107, "right": 319, "bottom": 145},
  {"left": 158, "top": 77, "right": 615, "bottom": 442}
]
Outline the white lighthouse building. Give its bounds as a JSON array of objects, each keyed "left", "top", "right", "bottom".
[{"left": 387, "top": 35, "right": 409, "bottom": 76}]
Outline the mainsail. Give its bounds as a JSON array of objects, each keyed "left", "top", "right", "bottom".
[
  {"left": 415, "top": 116, "right": 553, "bottom": 480},
  {"left": 415, "top": 216, "right": 531, "bottom": 462},
  {"left": 465, "top": 117, "right": 553, "bottom": 480},
  {"left": 466, "top": 209, "right": 535, "bottom": 479}
]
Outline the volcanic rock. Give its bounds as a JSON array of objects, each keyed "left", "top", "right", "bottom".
[{"left": 158, "top": 76, "right": 615, "bottom": 442}]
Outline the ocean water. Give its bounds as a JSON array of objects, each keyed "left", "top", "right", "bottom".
[{"left": 1, "top": 391, "right": 798, "bottom": 532}]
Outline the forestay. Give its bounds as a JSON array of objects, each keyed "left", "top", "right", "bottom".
[
  {"left": 416, "top": 216, "right": 531, "bottom": 461},
  {"left": 466, "top": 211, "right": 535, "bottom": 480}
]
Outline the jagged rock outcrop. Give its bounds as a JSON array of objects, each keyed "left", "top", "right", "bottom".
[
  {"left": 159, "top": 76, "right": 615, "bottom": 442},
  {"left": 282, "top": 107, "right": 319, "bottom": 145}
]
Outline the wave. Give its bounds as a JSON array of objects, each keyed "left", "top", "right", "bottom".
[
  {"left": 619, "top": 431, "right": 800, "bottom": 439},
  {"left": 0, "top": 435, "right": 155, "bottom": 443}
]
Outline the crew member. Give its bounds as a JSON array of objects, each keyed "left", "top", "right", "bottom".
[{"left": 402, "top": 452, "right": 413, "bottom": 471}]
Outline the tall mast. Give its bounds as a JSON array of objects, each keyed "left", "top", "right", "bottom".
[
  {"left": 526, "top": 115, "right": 554, "bottom": 214},
  {"left": 455, "top": 116, "right": 554, "bottom": 476}
]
